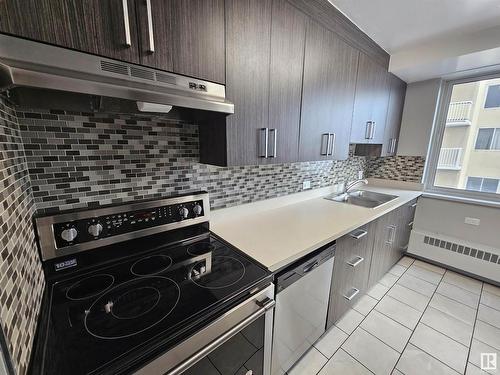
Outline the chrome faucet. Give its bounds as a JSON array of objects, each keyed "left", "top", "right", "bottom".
[{"left": 344, "top": 179, "right": 368, "bottom": 194}]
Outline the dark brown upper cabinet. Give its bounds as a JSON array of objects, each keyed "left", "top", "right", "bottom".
[
  {"left": 201, "top": 0, "right": 306, "bottom": 166},
  {"left": 350, "top": 52, "right": 391, "bottom": 145},
  {"left": 0, "top": 0, "right": 225, "bottom": 83},
  {"left": 299, "top": 20, "right": 359, "bottom": 162},
  {"left": 266, "top": 0, "right": 307, "bottom": 164},
  {"left": 381, "top": 73, "right": 407, "bottom": 156},
  {"left": 0, "top": 0, "right": 141, "bottom": 63},
  {"left": 135, "top": 0, "right": 225, "bottom": 83},
  {"left": 222, "top": 0, "right": 272, "bottom": 166}
]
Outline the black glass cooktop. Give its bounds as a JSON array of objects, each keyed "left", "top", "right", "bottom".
[{"left": 39, "top": 234, "right": 270, "bottom": 375}]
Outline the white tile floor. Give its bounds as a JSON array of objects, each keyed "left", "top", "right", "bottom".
[{"left": 288, "top": 257, "right": 500, "bottom": 375}]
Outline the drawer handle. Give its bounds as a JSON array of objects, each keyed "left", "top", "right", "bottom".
[
  {"left": 349, "top": 229, "right": 368, "bottom": 240},
  {"left": 343, "top": 288, "right": 360, "bottom": 301},
  {"left": 410, "top": 203, "right": 417, "bottom": 208},
  {"left": 346, "top": 256, "right": 364, "bottom": 268},
  {"left": 303, "top": 260, "right": 319, "bottom": 274},
  {"left": 408, "top": 221, "right": 414, "bottom": 227}
]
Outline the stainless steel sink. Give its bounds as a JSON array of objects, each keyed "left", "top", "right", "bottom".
[{"left": 325, "top": 190, "right": 398, "bottom": 208}]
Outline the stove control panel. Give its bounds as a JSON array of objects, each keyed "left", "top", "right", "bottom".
[{"left": 53, "top": 199, "right": 205, "bottom": 249}]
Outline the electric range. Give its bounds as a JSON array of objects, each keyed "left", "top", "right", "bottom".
[{"left": 31, "top": 192, "right": 274, "bottom": 375}]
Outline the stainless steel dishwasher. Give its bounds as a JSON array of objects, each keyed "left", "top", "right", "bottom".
[{"left": 271, "top": 243, "right": 335, "bottom": 375}]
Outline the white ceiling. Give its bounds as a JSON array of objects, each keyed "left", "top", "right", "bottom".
[{"left": 328, "top": 0, "right": 500, "bottom": 53}]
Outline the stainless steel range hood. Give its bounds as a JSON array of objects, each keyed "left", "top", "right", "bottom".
[{"left": 0, "top": 34, "right": 234, "bottom": 114}]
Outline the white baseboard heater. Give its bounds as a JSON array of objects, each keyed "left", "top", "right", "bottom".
[{"left": 408, "top": 230, "right": 500, "bottom": 283}]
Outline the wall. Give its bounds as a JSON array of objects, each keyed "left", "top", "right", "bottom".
[
  {"left": 17, "top": 107, "right": 370, "bottom": 214},
  {"left": 401, "top": 77, "right": 500, "bottom": 281},
  {"left": 0, "top": 99, "right": 44, "bottom": 375},
  {"left": 397, "top": 79, "right": 442, "bottom": 157},
  {"left": 366, "top": 155, "right": 425, "bottom": 182}
]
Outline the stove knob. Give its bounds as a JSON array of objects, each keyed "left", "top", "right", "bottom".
[
  {"left": 61, "top": 227, "right": 78, "bottom": 242},
  {"left": 88, "top": 223, "right": 103, "bottom": 237},
  {"left": 193, "top": 204, "right": 203, "bottom": 216},
  {"left": 179, "top": 207, "right": 189, "bottom": 220}
]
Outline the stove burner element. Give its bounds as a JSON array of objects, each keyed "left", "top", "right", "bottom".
[
  {"left": 187, "top": 241, "right": 215, "bottom": 257},
  {"left": 66, "top": 274, "right": 115, "bottom": 301},
  {"left": 111, "top": 287, "right": 161, "bottom": 319},
  {"left": 85, "top": 277, "right": 180, "bottom": 340},
  {"left": 192, "top": 256, "right": 245, "bottom": 289},
  {"left": 130, "top": 255, "right": 173, "bottom": 276}
]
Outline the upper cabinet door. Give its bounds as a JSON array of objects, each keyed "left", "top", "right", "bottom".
[
  {"left": 267, "top": 0, "right": 307, "bottom": 164},
  {"left": 0, "top": 0, "right": 141, "bottom": 63},
  {"left": 350, "top": 52, "right": 390, "bottom": 144},
  {"left": 382, "top": 74, "right": 407, "bottom": 156},
  {"left": 224, "top": 0, "right": 272, "bottom": 166},
  {"left": 299, "top": 20, "right": 359, "bottom": 162},
  {"left": 136, "top": 0, "right": 225, "bottom": 83}
]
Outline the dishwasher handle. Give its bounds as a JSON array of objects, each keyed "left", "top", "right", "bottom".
[{"left": 303, "top": 260, "right": 319, "bottom": 273}]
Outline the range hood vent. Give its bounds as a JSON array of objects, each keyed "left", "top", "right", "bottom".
[{"left": 0, "top": 34, "right": 234, "bottom": 114}]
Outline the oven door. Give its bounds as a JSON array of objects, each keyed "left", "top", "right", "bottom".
[{"left": 134, "top": 284, "right": 275, "bottom": 375}]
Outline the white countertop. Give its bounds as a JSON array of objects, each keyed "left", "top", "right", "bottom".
[{"left": 211, "top": 179, "right": 422, "bottom": 272}]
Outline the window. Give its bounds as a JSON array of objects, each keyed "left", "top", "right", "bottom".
[
  {"left": 475, "top": 128, "right": 500, "bottom": 150},
  {"left": 466, "top": 177, "right": 499, "bottom": 193},
  {"left": 425, "top": 75, "right": 500, "bottom": 202},
  {"left": 485, "top": 84, "right": 500, "bottom": 108}
]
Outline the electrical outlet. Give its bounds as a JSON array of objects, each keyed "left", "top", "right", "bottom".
[
  {"left": 302, "top": 180, "right": 311, "bottom": 190},
  {"left": 464, "top": 217, "right": 480, "bottom": 226},
  {"left": 358, "top": 170, "right": 364, "bottom": 179}
]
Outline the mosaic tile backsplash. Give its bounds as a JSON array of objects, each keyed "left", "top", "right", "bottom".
[
  {"left": 17, "top": 108, "right": 372, "bottom": 214},
  {"left": 0, "top": 99, "right": 425, "bottom": 375},
  {"left": 0, "top": 99, "right": 44, "bottom": 375},
  {"left": 367, "top": 155, "right": 425, "bottom": 183}
]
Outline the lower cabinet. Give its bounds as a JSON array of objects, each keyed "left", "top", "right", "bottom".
[
  {"left": 368, "top": 207, "right": 400, "bottom": 287},
  {"left": 327, "top": 199, "right": 418, "bottom": 326},
  {"left": 327, "top": 222, "right": 376, "bottom": 329}
]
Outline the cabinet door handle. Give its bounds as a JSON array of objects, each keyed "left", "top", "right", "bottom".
[
  {"left": 370, "top": 122, "right": 376, "bottom": 139},
  {"left": 321, "top": 133, "right": 330, "bottom": 155},
  {"left": 122, "top": 0, "right": 131, "bottom": 47},
  {"left": 146, "top": 0, "right": 155, "bottom": 52},
  {"left": 408, "top": 221, "right": 414, "bottom": 228},
  {"left": 410, "top": 203, "right": 417, "bottom": 208},
  {"left": 365, "top": 121, "right": 372, "bottom": 139},
  {"left": 349, "top": 229, "right": 368, "bottom": 240},
  {"left": 388, "top": 138, "right": 396, "bottom": 154},
  {"left": 343, "top": 288, "right": 360, "bottom": 301},
  {"left": 268, "top": 129, "right": 277, "bottom": 158},
  {"left": 259, "top": 128, "right": 269, "bottom": 158},
  {"left": 346, "top": 256, "right": 364, "bottom": 268},
  {"left": 327, "top": 133, "right": 336, "bottom": 156},
  {"left": 386, "top": 225, "right": 396, "bottom": 244}
]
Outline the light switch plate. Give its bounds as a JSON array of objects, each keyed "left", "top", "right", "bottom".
[
  {"left": 302, "top": 180, "right": 311, "bottom": 190},
  {"left": 464, "top": 217, "right": 480, "bottom": 226},
  {"left": 358, "top": 170, "right": 364, "bottom": 179}
]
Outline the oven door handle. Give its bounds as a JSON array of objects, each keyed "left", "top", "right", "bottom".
[{"left": 166, "top": 298, "right": 275, "bottom": 375}]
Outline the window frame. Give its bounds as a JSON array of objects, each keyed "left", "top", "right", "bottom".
[{"left": 423, "top": 72, "right": 500, "bottom": 204}]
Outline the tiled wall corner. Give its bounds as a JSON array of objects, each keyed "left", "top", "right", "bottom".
[
  {"left": 0, "top": 99, "right": 45, "bottom": 375},
  {"left": 366, "top": 155, "right": 425, "bottom": 182},
  {"left": 17, "top": 108, "right": 369, "bottom": 213}
]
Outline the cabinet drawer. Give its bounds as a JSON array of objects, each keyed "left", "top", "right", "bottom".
[{"left": 327, "top": 223, "right": 376, "bottom": 327}]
